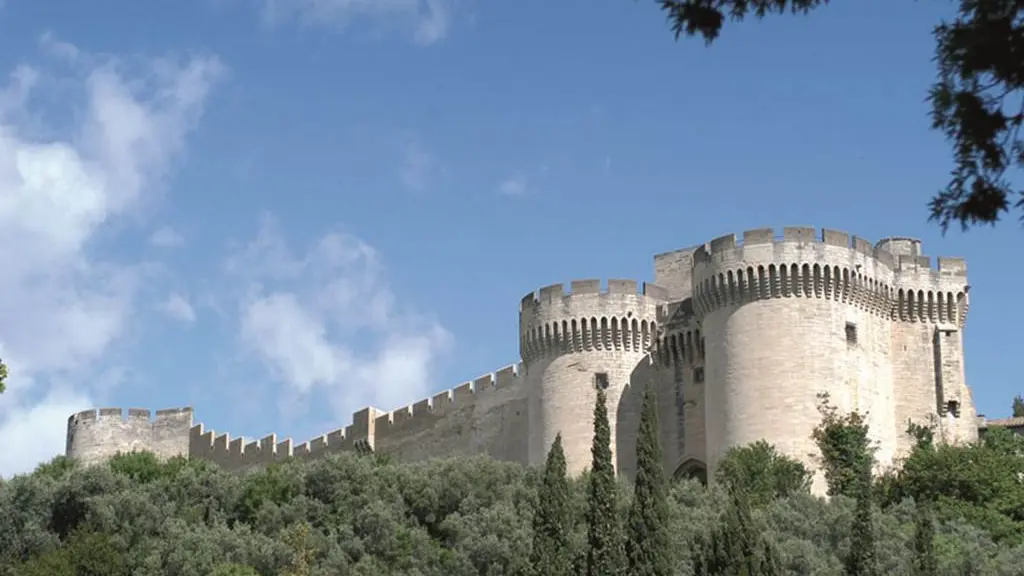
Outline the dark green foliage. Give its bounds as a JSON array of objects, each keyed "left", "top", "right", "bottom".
[
  {"left": 880, "top": 423, "right": 1024, "bottom": 543},
  {"left": 844, "top": 467, "right": 878, "bottom": 576},
  {"left": 1, "top": 425, "right": 1024, "bottom": 574},
  {"left": 211, "top": 564, "right": 260, "bottom": 576},
  {"left": 531, "top": 434, "right": 572, "bottom": 576},
  {"left": 912, "top": 498, "right": 938, "bottom": 576},
  {"left": 657, "top": 0, "right": 1024, "bottom": 231},
  {"left": 715, "top": 440, "right": 812, "bottom": 508},
  {"left": 811, "top": 393, "right": 875, "bottom": 498},
  {"left": 16, "top": 528, "right": 127, "bottom": 576},
  {"left": 33, "top": 456, "right": 76, "bottom": 480},
  {"left": 585, "top": 387, "right": 626, "bottom": 576},
  {"left": 107, "top": 451, "right": 167, "bottom": 484},
  {"left": 0, "top": 357, "right": 6, "bottom": 394},
  {"left": 693, "top": 488, "right": 783, "bottom": 575},
  {"left": 1013, "top": 395, "right": 1024, "bottom": 418},
  {"left": 626, "top": 385, "right": 672, "bottom": 576},
  {"left": 232, "top": 461, "right": 303, "bottom": 526},
  {"left": 658, "top": 0, "right": 828, "bottom": 43}
]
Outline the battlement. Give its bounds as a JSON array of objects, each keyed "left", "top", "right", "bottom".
[
  {"left": 519, "top": 278, "right": 669, "bottom": 311},
  {"left": 373, "top": 363, "right": 524, "bottom": 443},
  {"left": 687, "top": 227, "right": 969, "bottom": 321},
  {"left": 694, "top": 227, "right": 879, "bottom": 263},
  {"left": 519, "top": 279, "right": 666, "bottom": 363},
  {"left": 889, "top": 255, "right": 968, "bottom": 289},
  {"left": 68, "top": 406, "right": 194, "bottom": 425},
  {"left": 692, "top": 227, "right": 966, "bottom": 280},
  {"left": 188, "top": 406, "right": 381, "bottom": 471}
]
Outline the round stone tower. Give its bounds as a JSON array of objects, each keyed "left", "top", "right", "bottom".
[
  {"left": 519, "top": 279, "right": 667, "bottom": 476},
  {"left": 691, "top": 227, "right": 972, "bottom": 493},
  {"left": 66, "top": 407, "right": 194, "bottom": 466},
  {"left": 693, "top": 227, "right": 899, "bottom": 492}
]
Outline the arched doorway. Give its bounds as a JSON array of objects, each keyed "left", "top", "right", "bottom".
[{"left": 672, "top": 458, "right": 707, "bottom": 485}]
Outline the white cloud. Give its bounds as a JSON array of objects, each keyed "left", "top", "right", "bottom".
[
  {"left": 0, "top": 41, "right": 222, "bottom": 476},
  {"left": 497, "top": 175, "right": 528, "bottom": 196},
  {"left": 261, "top": 0, "right": 452, "bottom": 45},
  {"left": 227, "top": 216, "right": 451, "bottom": 418},
  {"left": 150, "top": 225, "right": 184, "bottom": 247},
  {"left": 0, "top": 386, "right": 93, "bottom": 475},
  {"left": 161, "top": 292, "right": 197, "bottom": 324}
]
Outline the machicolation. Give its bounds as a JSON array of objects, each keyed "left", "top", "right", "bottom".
[{"left": 64, "top": 226, "right": 1000, "bottom": 495}]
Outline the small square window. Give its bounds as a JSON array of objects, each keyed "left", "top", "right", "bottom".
[
  {"left": 845, "top": 322, "right": 857, "bottom": 345},
  {"left": 594, "top": 372, "right": 610, "bottom": 390},
  {"left": 693, "top": 367, "right": 705, "bottom": 383}
]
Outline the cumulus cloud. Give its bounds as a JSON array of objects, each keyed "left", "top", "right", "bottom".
[
  {"left": 0, "top": 383, "right": 92, "bottom": 475},
  {"left": 261, "top": 0, "right": 451, "bottom": 45},
  {"left": 161, "top": 293, "right": 197, "bottom": 324},
  {"left": 226, "top": 216, "right": 451, "bottom": 419},
  {"left": 0, "top": 40, "right": 222, "bottom": 476}
]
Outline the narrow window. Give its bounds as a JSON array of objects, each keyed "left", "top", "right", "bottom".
[
  {"left": 594, "top": 372, "right": 610, "bottom": 390},
  {"left": 845, "top": 322, "right": 858, "bottom": 345},
  {"left": 693, "top": 367, "right": 705, "bottom": 383}
]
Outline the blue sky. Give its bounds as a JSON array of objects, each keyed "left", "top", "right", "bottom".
[{"left": 0, "top": 0, "right": 1019, "bottom": 475}]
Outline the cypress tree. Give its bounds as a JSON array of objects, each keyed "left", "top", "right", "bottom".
[
  {"left": 531, "top": 433, "right": 573, "bottom": 576},
  {"left": 626, "top": 384, "right": 673, "bottom": 576},
  {"left": 585, "top": 386, "right": 626, "bottom": 576},
  {"left": 912, "top": 497, "right": 938, "bottom": 576},
  {"left": 844, "top": 465, "right": 878, "bottom": 576},
  {"left": 693, "top": 487, "right": 783, "bottom": 576},
  {"left": 693, "top": 486, "right": 782, "bottom": 575}
]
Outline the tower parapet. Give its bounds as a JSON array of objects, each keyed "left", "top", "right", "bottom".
[
  {"left": 691, "top": 227, "right": 898, "bottom": 319},
  {"left": 879, "top": 243, "right": 968, "bottom": 326},
  {"left": 519, "top": 279, "right": 667, "bottom": 364}
]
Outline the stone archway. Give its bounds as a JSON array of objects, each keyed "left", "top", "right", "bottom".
[{"left": 672, "top": 457, "right": 707, "bottom": 485}]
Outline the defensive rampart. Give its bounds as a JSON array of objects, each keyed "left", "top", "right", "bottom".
[
  {"left": 67, "top": 363, "right": 530, "bottom": 472},
  {"left": 369, "top": 363, "right": 528, "bottom": 463}
]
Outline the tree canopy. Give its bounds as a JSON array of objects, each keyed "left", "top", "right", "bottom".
[
  {"left": 3, "top": 400, "right": 1024, "bottom": 574},
  {"left": 658, "top": 0, "right": 1024, "bottom": 232}
]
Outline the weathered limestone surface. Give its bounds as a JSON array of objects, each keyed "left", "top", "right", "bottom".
[{"left": 65, "top": 226, "right": 983, "bottom": 495}]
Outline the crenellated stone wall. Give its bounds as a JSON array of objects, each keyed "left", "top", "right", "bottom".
[{"left": 64, "top": 225, "right": 983, "bottom": 496}]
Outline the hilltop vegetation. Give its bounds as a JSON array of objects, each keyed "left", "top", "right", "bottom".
[{"left": 1, "top": 391, "right": 1023, "bottom": 575}]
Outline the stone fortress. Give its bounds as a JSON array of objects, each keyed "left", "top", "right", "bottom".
[{"left": 66, "top": 226, "right": 1009, "bottom": 494}]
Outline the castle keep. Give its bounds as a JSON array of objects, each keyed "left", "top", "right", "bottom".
[{"left": 66, "top": 227, "right": 981, "bottom": 494}]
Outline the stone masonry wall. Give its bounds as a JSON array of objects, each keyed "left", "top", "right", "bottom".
[
  {"left": 185, "top": 364, "right": 530, "bottom": 473},
  {"left": 66, "top": 407, "right": 194, "bottom": 467}
]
